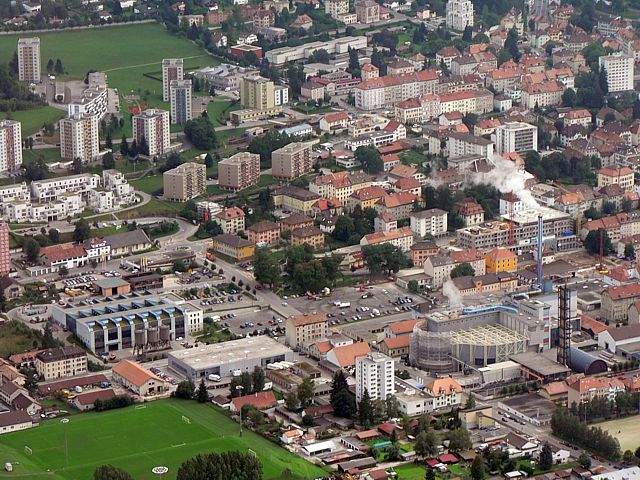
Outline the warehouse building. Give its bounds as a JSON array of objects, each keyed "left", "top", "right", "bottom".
[{"left": 167, "top": 336, "right": 293, "bottom": 380}]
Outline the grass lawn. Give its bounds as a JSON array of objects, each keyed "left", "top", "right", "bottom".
[
  {"left": 207, "top": 174, "right": 278, "bottom": 196},
  {"left": 208, "top": 98, "right": 241, "bottom": 127},
  {"left": 22, "top": 148, "right": 63, "bottom": 164},
  {"left": 598, "top": 416, "right": 640, "bottom": 450},
  {"left": 0, "top": 399, "right": 326, "bottom": 480},
  {"left": 0, "top": 107, "right": 67, "bottom": 137},
  {"left": 393, "top": 464, "right": 427, "bottom": 480},
  {"left": 115, "top": 197, "right": 184, "bottom": 220},
  {"left": 0, "top": 321, "right": 42, "bottom": 358},
  {"left": 130, "top": 174, "right": 164, "bottom": 195}
]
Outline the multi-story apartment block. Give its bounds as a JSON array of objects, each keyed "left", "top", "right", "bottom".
[
  {"left": 567, "top": 376, "right": 624, "bottom": 406},
  {"left": 439, "top": 89, "right": 494, "bottom": 115},
  {"left": 162, "top": 58, "right": 184, "bottom": 102},
  {"left": 355, "top": 70, "right": 439, "bottom": 110},
  {"left": 218, "top": 152, "right": 260, "bottom": 191},
  {"left": 271, "top": 142, "right": 314, "bottom": 180},
  {"left": 163, "top": 162, "right": 206, "bottom": 201},
  {"left": 446, "top": 0, "right": 474, "bottom": 31},
  {"left": 325, "top": 0, "right": 349, "bottom": 17},
  {"left": 448, "top": 132, "right": 494, "bottom": 159},
  {"left": 425, "top": 378, "right": 463, "bottom": 409},
  {"left": 495, "top": 122, "right": 538, "bottom": 155},
  {"left": 35, "top": 347, "right": 87, "bottom": 380},
  {"left": 410, "top": 209, "right": 448, "bottom": 238},
  {"left": 597, "top": 166, "right": 635, "bottom": 192},
  {"left": 599, "top": 54, "right": 634, "bottom": 92},
  {"left": 31, "top": 173, "right": 100, "bottom": 203},
  {"left": 214, "top": 207, "right": 246, "bottom": 234},
  {"left": 360, "top": 226, "right": 415, "bottom": 252},
  {"left": 211, "top": 234, "right": 255, "bottom": 261},
  {"left": 247, "top": 220, "right": 281, "bottom": 246},
  {"left": 309, "top": 171, "right": 372, "bottom": 202},
  {"left": 356, "top": 352, "right": 394, "bottom": 402},
  {"left": 169, "top": 79, "right": 192, "bottom": 125},
  {"left": 17, "top": 37, "right": 40, "bottom": 83},
  {"left": 285, "top": 312, "right": 328, "bottom": 347},
  {"left": 67, "top": 86, "right": 108, "bottom": 120},
  {"left": 59, "top": 113, "right": 100, "bottom": 163},
  {"left": 132, "top": 109, "right": 171, "bottom": 157},
  {"left": 601, "top": 283, "right": 640, "bottom": 323},
  {"left": 240, "top": 75, "right": 276, "bottom": 110},
  {"left": 0, "top": 221, "right": 10, "bottom": 276},
  {"left": 454, "top": 198, "right": 485, "bottom": 226},
  {"left": 355, "top": 0, "right": 380, "bottom": 23},
  {"left": 0, "top": 120, "right": 22, "bottom": 173},
  {"left": 252, "top": 9, "right": 275, "bottom": 28},
  {"left": 521, "top": 80, "right": 565, "bottom": 109},
  {"left": 485, "top": 247, "right": 518, "bottom": 273}
]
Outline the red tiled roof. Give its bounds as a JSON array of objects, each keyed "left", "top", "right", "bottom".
[
  {"left": 40, "top": 243, "right": 86, "bottom": 262},
  {"left": 382, "top": 336, "right": 411, "bottom": 349},
  {"left": 329, "top": 342, "right": 371, "bottom": 367},
  {"left": 356, "top": 70, "right": 438, "bottom": 91},
  {"left": 388, "top": 319, "right": 420, "bottom": 334},
  {"left": 231, "top": 391, "right": 277, "bottom": 410}
]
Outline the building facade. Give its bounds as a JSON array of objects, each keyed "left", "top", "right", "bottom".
[
  {"left": 495, "top": 122, "right": 538, "bottom": 155},
  {"left": 162, "top": 58, "right": 184, "bottom": 102},
  {"left": 17, "top": 37, "right": 40, "bottom": 83},
  {"left": 163, "top": 162, "right": 206, "bottom": 201},
  {"left": 272, "top": 142, "right": 314, "bottom": 180},
  {"left": 218, "top": 152, "right": 261, "bottom": 191},
  {"left": 132, "top": 109, "right": 171, "bottom": 157},
  {"left": 0, "top": 120, "right": 22, "bottom": 173},
  {"left": 446, "top": 0, "right": 474, "bottom": 30},
  {"left": 59, "top": 113, "right": 100, "bottom": 162},
  {"left": 34, "top": 347, "right": 87, "bottom": 380},
  {"left": 169, "top": 79, "right": 193, "bottom": 125},
  {"left": 356, "top": 352, "right": 394, "bottom": 402},
  {"left": 285, "top": 312, "right": 328, "bottom": 347},
  {"left": 599, "top": 54, "right": 634, "bottom": 92}
]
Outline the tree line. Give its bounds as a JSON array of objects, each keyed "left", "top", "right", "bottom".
[{"left": 551, "top": 408, "right": 621, "bottom": 460}]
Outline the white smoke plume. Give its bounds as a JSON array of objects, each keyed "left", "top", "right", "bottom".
[
  {"left": 442, "top": 280, "right": 463, "bottom": 309},
  {"left": 467, "top": 153, "right": 540, "bottom": 209}
]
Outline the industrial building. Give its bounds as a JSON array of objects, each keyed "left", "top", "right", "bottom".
[
  {"left": 410, "top": 297, "right": 552, "bottom": 374},
  {"left": 167, "top": 336, "right": 293, "bottom": 380},
  {"left": 52, "top": 292, "right": 202, "bottom": 354}
]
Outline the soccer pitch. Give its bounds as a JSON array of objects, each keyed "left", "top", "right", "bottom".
[
  {"left": 599, "top": 416, "right": 640, "bottom": 451},
  {"left": 0, "top": 399, "right": 327, "bottom": 480}
]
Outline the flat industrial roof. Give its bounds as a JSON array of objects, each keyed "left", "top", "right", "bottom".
[
  {"left": 168, "top": 336, "right": 291, "bottom": 369},
  {"left": 510, "top": 351, "right": 571, "bottom": 376}
]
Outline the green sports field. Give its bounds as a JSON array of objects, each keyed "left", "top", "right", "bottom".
[
  {"left": 0, "top": 399, "right": 326, "bottom": 480},
  {"left": 599, "top": 415, "right": 640, "bottom": 451}
]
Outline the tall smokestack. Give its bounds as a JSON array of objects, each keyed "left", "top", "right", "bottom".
[{"left": 537, "top": 214, "right": 543, "bottom": 291}]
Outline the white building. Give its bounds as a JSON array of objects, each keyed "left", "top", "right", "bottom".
[
  {"left": 265, "top": 36, "right": 367, "bottom": 66},
  {"left": 170, "top": 79, "right": 193, "bottom": 125},
  {"left": 410, "top": 209, "right": 448, "bottom": 238},
  {"left": 132, "top": 109, "right": 171, "bottom": 157},
  {"left": 446, "top": 0, "right": 473, "bottom": 31},
  {"left": 17, "top": 37, "right": 40, "bottom": 83},
  {"left": 495, "top": 122, "right": 538, "bottom": 155},
  {"left": 325, "top": 0, "right": 349, "bottom": 17},
  {"left": 0, "top": 183, "right": 30, "bottom": 203},
  {"left": 355, "top": 352, "right": 394, "bottom": 402},
  {"left": 31, "top": 173, "right": 100, "bottom": 203},
  {"left": 162, "top": 58, "right": 184, "bottom": 102},
  {"left": 599, "top": 54, "right": 634, "bottom": 92},
  {"left": 59, "top": 113, "right": 100, "bottom": 163},
  {"left": 67, "top": 86, "right": 108, "bottom": 120},
  {"left": 0, "top": 120, "right": 22, "bottom": 173}
]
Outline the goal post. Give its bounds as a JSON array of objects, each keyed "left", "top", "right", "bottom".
[
  {"left": 135, "top": 404, "right": 147, "bottom": 410},
  {"left": 24, "top": 446, "right": 32, "bottom": 456},
  {"left": 248, "top": 449, "right": 256, "bottom": 458},
  {"left": 182, "top": 415, "right": 191, "bottom": 424}
]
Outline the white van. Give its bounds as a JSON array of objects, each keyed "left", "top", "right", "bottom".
[{"left": 208, "top": 374, "right": 221, "bottom": 382}]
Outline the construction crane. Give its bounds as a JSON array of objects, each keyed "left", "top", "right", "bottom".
[
  {"left": 508, "top": 191, "right": 515, "bottom": 246},
  {"left": 597, "top": 228, "right": 609, "bottom": 274}
]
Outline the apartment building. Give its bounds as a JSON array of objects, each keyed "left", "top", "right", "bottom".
[
  {"left": 211, "top": 234, "right": 255, "bottom": 261},
  {"left": 17, "top": 37, "right": 40, "bottom": 83},
  {"left": 218, "top": 152, "right": 260, "bottom": 191},
  {"left": 448, "top": 132, "right": 494, "bottom": 159},
  {"left": 247, "top": 220, "right": 281, "bottom": 246},
  {"left": 567, "top": 376, "right": 624, "bottom": 406},
  {"left": 446, "top": 0, "right": 474, "bottom": 30},
  {"left": 453, "top": 198, "right": 485, "bottom": 226},
  {"left": 521, "top": 80, "right": 565, "bottom": 109},
  {"left": 169, "top": 79, "right": 192, "bottom": 125},
  {"left": 233, "top": 75, "right": 283, "bottom": 123},
  {"left": 162, "top": 58, "right": 184, "bottom": 102},
  {"left": 599, "top": 54, "right": 634, "bottom": 92},
  {"left": 424, "top": 250, "right": 486, "bottom": 288},
  {"left": 439, "top": 89, "right": 494, "bottom": 115},
  {"left": 356, "top": 352, "right": 394, "bottom": 402},
  {"left": 597, "top": 166, "right": 635, "bottom": 192},
  {"left": 34, "top": 347, "right": 87, "bottom": 380},
  {"left": 485, "top": 247, "right": 518, "bottom": 273},
  {"left": 0, "top": 120, "right": 22, "bottom": 173},
  {"left": 325, "top": 0, "right": 349, "bottom": 18},
  {"left": 360, "top": 226, "right": 415, "bottom": 252},
  {"left": 285, "top": 312, "right": 328, "bottom": 347},
  {"left": 495, "top": 122, "right": 538, "bottom": 155},
  {"left": 31, "top": 173, "right": 100, "bottom": 203},
  {"left": 214, "top": 207, "right": 246, "bottom": 234},
  {"left": 273, "top": 185, "right": 321, "bottom": 214},
  {"left": 0, "top": 222, "right": 9, "bottom": 276},
  {"left": 425, "top": 377, "right": 463, "bottom": 409},
  {"left": 272, "top": 142, "right": 314, "bottom": 180},
  {"left": 132, "top": 109, "right": 171, "bottom": 157},
  {"left": 163, "top": 162, "right": 206, "bottom": 201},
  {"left": 291, "top": 226, "right": 325, "bottom": 248},
  {"left": 309, "top": 171, "right": 372, "bottom": 202},
  {"left": 67, "top": 85, "right": 108, "bottom": 120},
  {"left": 355, "top": 70, "right": 439, "bottom": 110},
  {"left": 410, "top": 209, "right": 448, "bottom": 238},
  {"left": 355, "top": 0, "right": 380, "bottom": 23},
  {"left": 601, "top": 283, "right": 640, "bottom": 323},
  {"left": 59, "top": 113, "right": 100, "bottom": 162}
]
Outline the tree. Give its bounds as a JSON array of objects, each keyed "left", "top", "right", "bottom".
[
  {"left": 450, "top": 262, "right": 475, "bottom": 278},
  {"left": 184, "top": 116, "right": 218, "bottom": 150},
  {"left": 623, "top": 450, "right": 636, "bottom": 464},
  {"left": 408, "top": 280, "right": 419, "bottom": 293},
  {"left": 204, "top": 153, "right": 214, "bottom": 169},
  {"left": 285, "top": 390, "right": 300, "bottom": 411},
  {"left": 371, "top": 48, "right": 387, "bottom": 75},
  {"left": 358, "top": 389, "right": 375, "bottom": 428},
  {"left": 385, "top": 395, "right": 400, "bottom": 419},
  {"left": 253, "top": 248, "right": 281, "bottom": 287},
  {"left": 175, "top": 380, "right": 196, "bottom": 399},
  {"left": 539, "top": 443, "right": 553, "bottom": 471},
  {"left": 73, "top": 218, "right": 91, "bottom": 243},
  {"left": 355, "top": 145, "right": 384, "bottom": 174},
  {"left": 42, "top": 323, "right": 57, "bottom": 348},
  {"left": 333, "top": 388, "right": 357, "bottom": 419},
  {"left": 465, "top": 393, "right": 476, "bottom": 409},
  {"left": 578, "top": 453, "right": 591, "bottom": 469},
  {"left": 252, "top": 366, "right": 265, "bottom": 393},
  {"left": 471, "top": 454, "right": 486, "bottom": 480},
  {"left": 59, "top": 265, "right": 69, "bottom": 277},
  {"left": 196, "top": 379, "right": 208, "bottom": 403},
  {"left": 119, "top": 135, "right": 129, "bottom": 156},
  {"left": 415, "top": 429, "right": 439, "bottom": 458},
  {"left": 624, "top": 243, "right": 635, "bottom": 260},
  {"left": 102, "top": 152, "right": 115, "bottom": 169},
  {"left": 176, "top": 451, "right": 262, "bottom": 480},
  {"left": 447, "top": 428, "right": 472, "bottom": 451},
  {"left": 46, "top": 58, "right": 54, "bottom": 74},
  {"left": 24, "top": 237, "right": 41, "bottom": 263},
  {"left": 562, "top": 88, "right": 577, "bottom": 107},
  {"left": 425, "top": 467, "right": 436, "bottom": 480},
  {"left": 297, "top": 377, "right": 315, "bottom": 407},
  {"left": 462, "top": 25, "right": 473, "bottom": 42},
  {"left": 504, "top": 28, "right": 520, "bottom": 61},
  {"left": 348, "top": 47, "right": 360, "bottom": 75},
  {"left": 54, "top": 58, "right": 64, "bottom": 75},
  {"left": 48, "top": 228, "right": 60, "bottom": 244},
  {"left": 599, "top": 65, "right": 609, "bottom": 95},
  {"left": 584, "top": 229, "right": 612, "bottom": 256},
  {"left": 94, "top": 465, "right": 135, "bottom": 480}
]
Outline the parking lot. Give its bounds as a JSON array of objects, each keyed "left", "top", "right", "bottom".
[{"left": 212, "top": 307, "right": 286, "bottom": 338}]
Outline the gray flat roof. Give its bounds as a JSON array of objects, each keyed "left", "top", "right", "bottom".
[
  {"left": 168, "top": 336, "right": 292, "bottom": 369},
  {"left": 510, "top": 351, "right": 571, "bottom": 376},
  {"left": 93, "top": 278, "right": 130, "bottom": 289}
]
